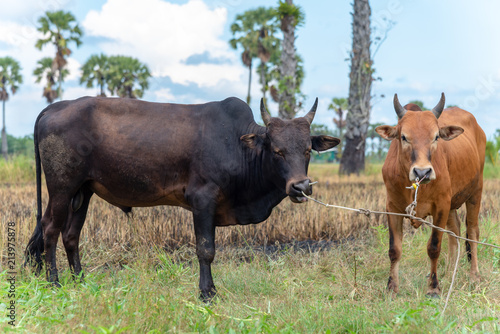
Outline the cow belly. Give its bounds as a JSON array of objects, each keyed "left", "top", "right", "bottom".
[{"left": 88, "top": 180, "right": 190, "bottom": 209}]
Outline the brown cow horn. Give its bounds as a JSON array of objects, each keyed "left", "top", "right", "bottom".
[
  {"left": 394, "top": 94, "right": 406, "bottom": 119},
  {"left": 304, "top": 98, "right": 318, "bottom": 125},
  {"left": 260, "top": 98, "right": 271, "bottom": 126},
  {"left": 431, "top": 92, "right": 445, "bottom": 119}
]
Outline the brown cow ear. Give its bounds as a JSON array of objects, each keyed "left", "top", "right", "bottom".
[
  {"left": 439, "top": 125, "right": 464, "bottom": 141},
  {"left": 240, "top": 134, "right": 264, "bottom": 149},
  {"left": 375, "top": 125, "right": 398, "bottom": 141},
  {"left": 311, "top": 135, "right": 340, "bottom": 152}
]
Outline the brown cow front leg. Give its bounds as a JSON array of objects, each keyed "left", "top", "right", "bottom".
[
  {"left": 193, "top": 211, "right": 217, "bottom": 303},
  {"left": 426, "top": 210, "right": 448, "bottom": 297},
  {"left": 387, "top": 214, "right": 404, "bottom": 294}
]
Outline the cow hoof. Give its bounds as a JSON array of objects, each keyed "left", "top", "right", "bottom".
[
  {"left": 425, "top": 292, "right": 440, "bottom": 299},
  {"left": 51, "top": 281, "right": 62, "bottom": 288},
  {"left": 200, "top": 288, "right": 217, "bottom": 304},
  {"left": 387, "top": 277, "right": 399, "bottom": 294}
]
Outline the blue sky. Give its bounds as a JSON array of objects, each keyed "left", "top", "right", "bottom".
[{"left": 1, "top": 0, "right": 500, "bottom": 138}]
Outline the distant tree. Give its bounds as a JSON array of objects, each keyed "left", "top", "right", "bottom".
[
  {"left": 35, "top": 10, "right": 83, "bottom": 100},
  {"left": 229, "top": 7, "right": 279, "bottom": 104},
  {"left": 34, "top": 57, "right": 67, "bottom": 104},
  {"left": 276, "top": 0, "right": 304, "bottom": 119},
  {"left": 310, "top": 124, "right": 335, "bottom": 136},
  {"left": 328, "top": 97, "right": 347, "bottom": 158},
  {"left": 0, "top": 57, "right": 23, "bottom": 161},
  {"left": 340, "top": 0, "right": 372, "bottom": 175},
  {"left": 408, "top": 100, "right": 427, "bottom": 110},
  {"left": 107, "top": 56, "right": 151, "bottom": 98},
  {"left": 485, "top": 132, "right": 500, "bottom": 166},
  {"left": 80, "top": 53, "right": 109, "bottom": 96}
]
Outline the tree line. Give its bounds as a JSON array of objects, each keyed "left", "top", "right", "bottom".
[{"left": 2, "top": 1, "right": 497, "bottom": 174}]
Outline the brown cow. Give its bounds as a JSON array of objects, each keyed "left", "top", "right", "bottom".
[{"left": 376, "top": 93, "right": 486, "bottom": 297}]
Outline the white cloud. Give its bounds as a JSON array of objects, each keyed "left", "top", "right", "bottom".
[{"left": 82, "top": 0, "right": 244, "bottom": 87}]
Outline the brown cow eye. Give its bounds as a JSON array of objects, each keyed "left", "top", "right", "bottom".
[
  {"left": 435, "top": 135, "right": 439, "bottom": 141},
  {"left": 401, "top": 135, "right": 408, "bottom": 142}
]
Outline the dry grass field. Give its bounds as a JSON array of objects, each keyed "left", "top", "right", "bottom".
[{"left": 1, "top": 162, "right": 499, "bottom": 332}]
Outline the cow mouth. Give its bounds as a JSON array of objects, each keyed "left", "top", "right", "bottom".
[{"left": 290, "top": 195, "right": 308, "bottom": 203}]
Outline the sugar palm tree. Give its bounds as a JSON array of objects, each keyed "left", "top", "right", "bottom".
[
  {"left": 229, "top": 7, "right": 279, "bottom": 105},
  {"left": 276, "top": 0, "right": 304, "bottom": 119},
  {"left": 0, "top": 57, "right": 23, "bottom": 161},
  {"left": 35, "top": 10, "right": 82, "bottom": 100},
  {"left": 33, "top": 57, "right": 67, "bottom": 104},
  {"left": 80, "top": 53, "right": 109, "bottom": 96},
  {"left": 340, "top": 0, "right": 372, "bottom": 175},
  {"left": 107, "top": 56, "right": 151, "bottom": 99}
]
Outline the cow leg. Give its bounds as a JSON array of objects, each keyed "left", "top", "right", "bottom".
[
  {"left": 426, "top": 210, "right": 448, "bottom": 297},
  {"left": 387, "top": 213, "right": 404, "bottom": 294},
  {"left": 62, "top": 187, "right": 93, "bottom": 281},
  {"left": 446, "top": 210, "right": 460, "bottom": 273},
  {"left": 465, "top": 193, "right": 482, "bottom": 280},
  {"left": 42, "top": 195, "right": 71, "bottom": 286},
  {"left": 192, "top": 211, "right": 217, "bottom": 303}
]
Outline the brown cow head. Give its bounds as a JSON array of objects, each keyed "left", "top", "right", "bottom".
[
  {"left": 375, "top": 93, "right": 464, "bottom": 183},
  {"left": 241, "top": 98, "right": 340, "bottom": 202}
]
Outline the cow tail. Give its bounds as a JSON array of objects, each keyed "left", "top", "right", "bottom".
[{"left": 25, "top": 112, "right": 45, "bottom": 272}]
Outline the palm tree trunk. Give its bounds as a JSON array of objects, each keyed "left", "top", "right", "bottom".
[
  {"left": 246, "top": 61, "right": 252, "bottom": 104},
  {"left": 278, "top": 0, "right": 297, "bottom": 119},
  {"left": 340, "top": 0, "right": 372, "bottom": 175},
  {"left": 260, "top": 63, "right": 267, "bottom": 101},
  {"left": 2, "top": 99, "right": 8, "bottom": 161}
]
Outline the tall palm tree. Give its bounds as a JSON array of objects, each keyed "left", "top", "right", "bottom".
[
  {"left": 340, "top": 0, "right": 372, "bottom": 175},
  {"left": 107, "top": 56, "right": 151, "bottom": 99},
  {"left": 33, "top": 57, "right": 67, "bottom": 104},
  {"left": 35, "top": 10, "right": 82, "bottom": 100},
  {"left": 0, "top": 57, "right": 23, "bottom": 161},
  {"left": 80, "top": 53, "right": 109, "bottom": 96},
  {"left": 229, "top": 7, "right": 279, "bottom": 105},
  {"left": 276, "top": 0, "right": 304, "bottom": 119}
]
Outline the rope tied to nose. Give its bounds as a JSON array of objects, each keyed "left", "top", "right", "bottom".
[{"left": 405, "top": 175, "right": 426, "bottom": 217}]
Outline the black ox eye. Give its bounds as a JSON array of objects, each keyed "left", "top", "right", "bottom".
[{"left": 274, "top": 150, "right": 284, "bottom": 158}]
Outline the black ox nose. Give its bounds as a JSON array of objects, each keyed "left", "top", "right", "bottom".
[
  {"left": 413, "top": 168, "right": 432, "bottom": 181},
  {"left": 292, "top": 180, "right": 312, "bottom": 196}
]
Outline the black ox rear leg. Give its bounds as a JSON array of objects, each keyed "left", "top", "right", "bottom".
[
  {"left": 192, "top": 211, "right": 217, "bottom": 303},
  {"left": 62, "top": 188, "right": 93, "bottom": 281},
  {"left": 42, "top": 195, "right": 71, "bottom": 286}
]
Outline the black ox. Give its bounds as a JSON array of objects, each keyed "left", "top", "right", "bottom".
[{"left": 25, "top": 96, "right": 339, "bottom": 301}]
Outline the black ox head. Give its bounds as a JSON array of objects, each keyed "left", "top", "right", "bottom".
[{"left": 241, "top": 98, "right": 340, "bottom": 203}]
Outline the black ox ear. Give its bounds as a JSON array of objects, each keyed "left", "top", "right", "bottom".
[
  {"left": 311, "top": 135, "right": 340, "bottom": 152},
  {"left": 240, "top": 133, "right": 265, "bottom": 149}
]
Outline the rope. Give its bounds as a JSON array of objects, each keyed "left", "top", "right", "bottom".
[{"left": 303, "top": 179, "right": 500, "bottom": 314}]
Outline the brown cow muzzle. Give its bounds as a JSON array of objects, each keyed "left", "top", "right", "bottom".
[
  {"left": 410, "top": 167, "right": 435, "bottom": 183},
  {"left": 288, "top": 179, "right": 312, "bottom": 203}
]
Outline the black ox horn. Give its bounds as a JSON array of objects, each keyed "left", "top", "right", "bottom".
[
  {"left": 431, "top": 92, "right": 445, "bottom": 119},
  {"left": 393, "top": 93, "right": 406, "bottom": 119},
  {"left": 260, "top": 98, "right": 271, "bottom": 126},
  {"left": 303, "top": 98, "right": 318, "bottom": 125}
]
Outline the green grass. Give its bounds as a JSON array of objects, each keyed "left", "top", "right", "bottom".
[
  {"left": 0, "top": 155, "right": 36, "bottom": 184},
  {"left": 1, "top": 222, "right": 499, "bottom": 333}
]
